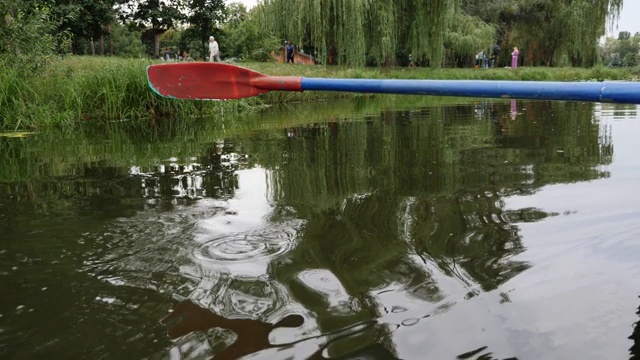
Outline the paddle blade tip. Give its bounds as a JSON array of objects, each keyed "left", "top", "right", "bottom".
[{"left": 146, "top": 62, "right": 269, "bottom": 100}]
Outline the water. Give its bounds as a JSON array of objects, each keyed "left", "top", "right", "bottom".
[{"left": 0, "top": 98, "right": 639, "bottom": 360}]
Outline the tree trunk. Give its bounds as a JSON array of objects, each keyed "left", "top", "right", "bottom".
[
  {"left": 90, "top": 38, "right": 95, "bottom": 56},
  {"left": 154, "top": 32, "right": 160, "bottom": 57},
  {"left": 99, "top": 35, "right": 104, "bottom": 56},
  {"left": 106, "top": 24, "right": 113, "bottom": 56},
  {"left": 545, "top": 47, "right": 555, "bottom": 67}
]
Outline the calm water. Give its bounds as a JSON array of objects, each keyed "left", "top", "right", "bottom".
[{"left": 1, "top": 98, "right": 639, "bottom": 360}]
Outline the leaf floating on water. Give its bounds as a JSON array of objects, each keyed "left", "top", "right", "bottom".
[{"left": 0, "top": 131, "right": 36, "bottom": 138}]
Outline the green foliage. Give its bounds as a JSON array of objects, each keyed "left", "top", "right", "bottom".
[
  {"left": 622, "top": 52, "right": 638, "bottom": 67},
  {"left": 461, "top": 0, "right": 623, "bottom": 67},
  {"left": 118, "top": 0, "right": 185, "bottom": 56},
  {"left": 158, "top": 28, "right": 180, "bottom": 52},
  {"left": 0, "top": 0, "right": 63, "bottom": 71},
  {"left": 223, "top": 8, "right": 280, "bottom": 61},
  {"left": 0, "top": 57, "right": 248, "bottom": 130},
  {"left": 186, "top": 0, "right": 226, "bottom": 60},
  {"left": 255, "top": 0, "right": 459, "bottom": 67},
  {"left": 111, "top": 23, "right": 145, "bottom": 57},
  {"left": 185, "top": 39, "right": 204, "bottom": 60},
  {"left": 445, "top": 13, "right": 496, "bottom": 66},
  {"left": 600, "top": 33, "right": 640, "bottom": 67},
  {"left": 55, "top": 0, "right": 116, "bottom": 54},
  {"left": 2, "top": 57, "right": 637, "bottom": 131},
  {"left": 174, "top": 27, "right": 205, "bottom": 60},
  {"left": 609, "top": 52, "right": 621, "bottom": 67}
]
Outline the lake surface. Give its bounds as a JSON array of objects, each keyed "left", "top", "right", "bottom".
[{"left": 1, "top": 98, "right": 639, "bottom": 360}]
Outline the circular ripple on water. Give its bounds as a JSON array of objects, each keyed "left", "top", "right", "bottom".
[{"left": 193, "top": 224, "right": 299, "bottom": 264}]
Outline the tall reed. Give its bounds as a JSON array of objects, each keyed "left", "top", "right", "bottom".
[{"left": 0, "top": 57, "right": 258, "bottom": 130}]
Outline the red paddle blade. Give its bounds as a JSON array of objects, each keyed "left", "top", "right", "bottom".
[{"left": 147, "top": 62, "right": 270, "bottom": 100}]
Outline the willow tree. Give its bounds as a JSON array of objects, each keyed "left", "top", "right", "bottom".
[
  {"left": 461, "top": 0, "right": 623, "bottom": 67},
  {"left": 444, "top": 13, "right": 495, "bottom": 67},
  {"left": 254, "top": 0, "right": 459, "bottom": 67}
]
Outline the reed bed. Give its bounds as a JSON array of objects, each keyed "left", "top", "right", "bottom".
[{"left": 0, "top": 57, "right": 261, "bottom": 130}]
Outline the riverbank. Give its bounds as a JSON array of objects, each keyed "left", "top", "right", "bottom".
[
  {"left": 1, "top": 56, "right": 639, "bottom": 130},
  {"left": 243, "top": 61, "right": 640, "bottom": 82}
]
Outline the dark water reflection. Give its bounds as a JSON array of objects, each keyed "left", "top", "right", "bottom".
[{"left": 0, "top": 99, "right": 639, "bottom": 360}]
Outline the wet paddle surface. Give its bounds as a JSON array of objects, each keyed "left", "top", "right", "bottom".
[{"left": 1, "top": 100, "right": 639, "bottom": 359}]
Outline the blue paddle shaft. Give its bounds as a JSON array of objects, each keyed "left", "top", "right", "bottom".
[{"left": 301, "top": 78, "right": 640, "bottom": 104}]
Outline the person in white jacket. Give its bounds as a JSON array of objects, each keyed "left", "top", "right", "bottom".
[{"left": 208, "top": 36, "right": 221, "bottom": 62}]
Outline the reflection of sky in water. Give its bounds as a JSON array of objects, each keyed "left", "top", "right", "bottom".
[
  {"left": 194, "top": 106, "right": 640, "bottom": 359},
  {"left": 198, "top": 168, "right": 271, "bottom": 237},
  {"left": 193, "top": 168, "right": 301, "bottom": 277},
  {"left": 295, "top": 269, "right": 360, "bottom": 314},
  {"left": 388, "top": 105, "right": 640, "bottom": 360},
  {"left": 165, "top": 168, "right": 321, "bottom": 355},
  {"left": 4, "top": 101, "right": 640, "bottom": 360}
]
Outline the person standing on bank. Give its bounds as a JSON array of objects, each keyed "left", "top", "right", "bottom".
[
  {"left": 491, "top": 43, "right": 500, "bottom": 68},
  {"left": 286, "top": 41, "right": 295, "bottom": 64},
  {"left": 209, "top": 36, "right": 221, "bottom": 62},
  {"left": 511, "top": 47, "right": 519, "bottom": 69}
]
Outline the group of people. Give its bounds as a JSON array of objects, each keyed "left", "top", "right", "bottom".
[
  {"left": 160, "top": 35, "right": 221, "bottom": 63},
  {"left": 475, "top": 44, "right": 520, "bottom": 69},
  {"left": 168, "top": 36, "right": 522, "bottom": 69},
  {"left": 162, "top": 48, "right": 194, "bottom": 62},
  {"left": 474, "top": 43, "right": 502, "bottom": 68}
]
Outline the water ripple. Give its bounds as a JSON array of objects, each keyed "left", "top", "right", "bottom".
[
  {"left": 194, "top": 233, "right": 294, "bottom": 263},
  {"left": 193, "top": 220, "right": 302, "bottom": 265}
]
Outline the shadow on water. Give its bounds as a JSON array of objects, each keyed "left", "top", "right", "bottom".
[
  {"left": 0, "top": 99, "right": 623, "bottom": 359},
  {"left": 161, "top": 299, "right": 399, "bottom": 360}
]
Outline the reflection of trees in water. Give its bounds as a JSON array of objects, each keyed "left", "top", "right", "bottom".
[
  {"left": 0, "top": 101, "right": 616, "bottom": 359},
  {"left": 262, "top": 101, "right": 610, "bottom": 354},
  {"left": 408, "top": 192, "right": 544, "bottom": 292},
  {"left": 597, "top": 103, "right": 638, "bottom": 121},
  {"left": 130, "top": 140, "right": 250, "bottom": 200}
]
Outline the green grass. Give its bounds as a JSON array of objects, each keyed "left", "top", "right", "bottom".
[
  {"left": 1, "top": 56, "right": 638, "bottom": 130},
  {"left": 0, "top": 56, "right": 261, "bottom": 131},
  {"left": 243, "top": 61, "right": 640, "bottom": 81}
]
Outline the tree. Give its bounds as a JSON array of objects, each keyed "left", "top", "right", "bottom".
[
  {"left": 444, "top": 13, "right": 496, "bottom": 67},
  {"left": 619, "top": 31, "right": 631, "bottom": 41},
  {"left": 255, "top": 0, "right": 459, "bottom": 67},
  {"left": 110, "top": 22, "right": 145, "bottom": 57},
  {"left": 28, "top": 0, "right": 117, "bottom": 55},
  {"left": 186, "top": 0, "right": 225, "bottom": 60},
  {"left": 461, "top": 0, "right": 623, "bottom": 67},
  {"left": 223, "top": 4, "right": 280, "bottom": 61},
  {"left": 600, "top": 32, "right": 640, "bottom": 67},
  {"left": 617, "top": 33, "right": 640, "bottom": 67},
  {"left": 0, "top": 0, "right": 61, "bottom": 69},
  {"left": 119, "top": 0, "right": 184, "bottom": 57},
  {"left": 225, "top": 1, "right": 247, "bottom": 27}
]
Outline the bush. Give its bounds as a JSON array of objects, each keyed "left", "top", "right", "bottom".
[
  {"left": 0, "top": 1, "right": 64, "bottom": 71},
  {"left": 224, "top": 14, "right": 280, "bottom": 61},
  {"left": 111, "top": 24, "right": 146, "bottom": 58}
]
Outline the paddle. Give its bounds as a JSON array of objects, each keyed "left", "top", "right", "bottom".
[{"left": 147, "top": 62, "right": 640, "bottom": 104}]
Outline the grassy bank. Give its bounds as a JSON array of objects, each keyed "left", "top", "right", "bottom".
[
  {"left": 0, "top": 57, "right": 263, "bottom": 131},
  {"left": 245, "top": 62, "right": 640, "bottom": 82},
  {"left": 1, "top": 56, "right": 638, "bottom": 130}
]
